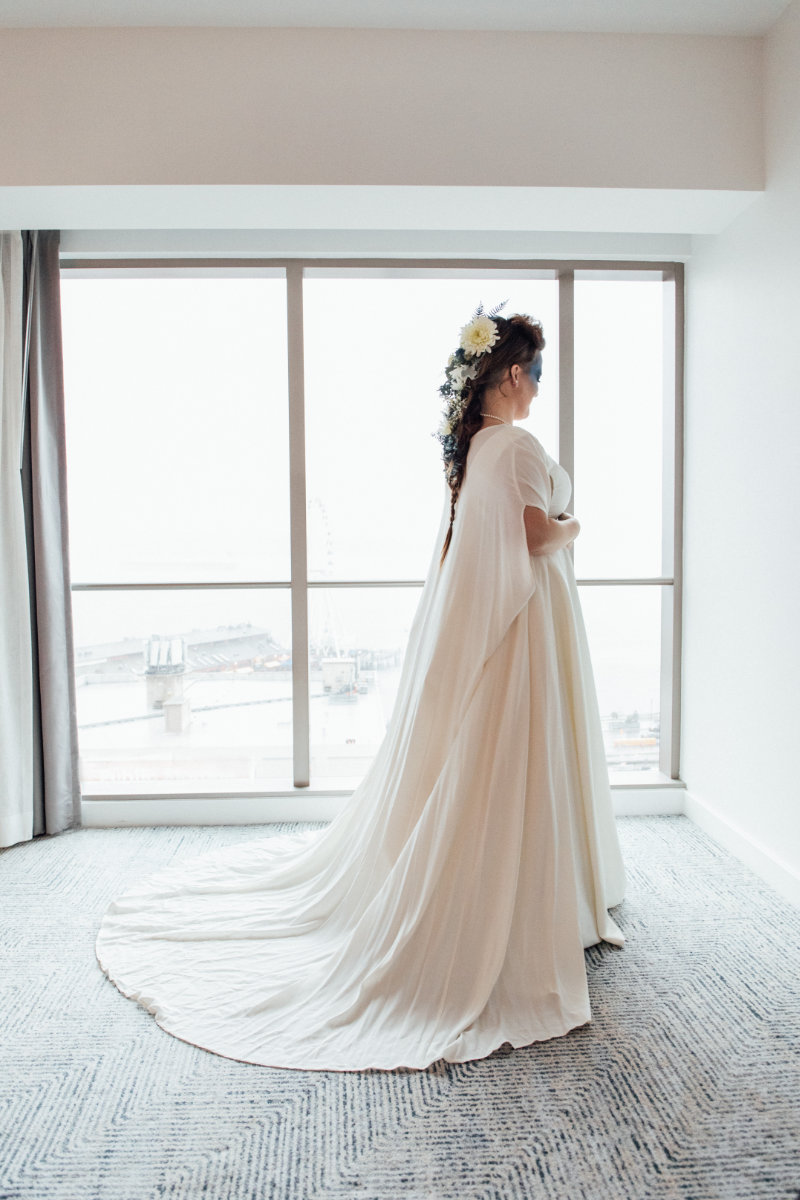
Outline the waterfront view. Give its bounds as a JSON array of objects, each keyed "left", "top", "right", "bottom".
[{"left": 75, "top": 613, "right": 660, "bottom": 791}]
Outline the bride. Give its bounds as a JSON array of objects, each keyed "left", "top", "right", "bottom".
[{"left": 96, "top": 307, "right": 626, "bottom": 1072}]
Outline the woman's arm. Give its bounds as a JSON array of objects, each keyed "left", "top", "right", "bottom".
[{"left": 524, "top": 506, "right": 580, "bottom": 556}]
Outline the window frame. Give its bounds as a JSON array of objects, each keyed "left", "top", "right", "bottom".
[{"left": 62, "top": 256, "right": 684, "bottom": 794}]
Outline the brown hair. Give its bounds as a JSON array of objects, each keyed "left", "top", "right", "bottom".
[{"left": 439, "top": 313, "right": 545, "bottom": 564}]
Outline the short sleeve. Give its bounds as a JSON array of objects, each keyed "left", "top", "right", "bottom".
[{"left": 512, "top": 431, "right": 551, "bottom": 514}]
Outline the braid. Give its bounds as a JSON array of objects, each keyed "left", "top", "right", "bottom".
[
  {"left": 439, "top": 488, "right": 458, "bottom": 567},
  {"left": 439, "top": 379, "right": 483, "bottom": 565}
]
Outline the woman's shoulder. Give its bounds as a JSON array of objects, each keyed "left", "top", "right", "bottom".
[
  {"left": 507, "top": 425, "right": 551, "bottom": 462},
  {"left": 471, "top": 426, "right": 551, "bottom": 476},
  {"left": 504, "top": 424, "right": 541, "bottom": 446}
]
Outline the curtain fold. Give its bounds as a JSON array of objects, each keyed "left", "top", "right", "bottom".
[
  {"left": 0, "top": 232, "right": 34, "bottom": 847},
  {"left": 20, "top": 230, "right": 80, "bottom": 839}
]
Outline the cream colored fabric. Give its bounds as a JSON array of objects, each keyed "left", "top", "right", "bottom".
[{"left": 97, "top": 424, "right": 626, "bottom": 1071}]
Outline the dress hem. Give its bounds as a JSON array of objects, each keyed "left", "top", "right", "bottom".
[{"left": 97, "top": 942, "right": 597, "bottom": 1075}]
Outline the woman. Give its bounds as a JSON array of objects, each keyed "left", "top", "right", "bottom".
[{"left": 96, "top": 308, "right": 626, "bottom": 1073}]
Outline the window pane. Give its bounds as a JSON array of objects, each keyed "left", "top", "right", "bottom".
[
  {"left": 73, "top": 589, "right": 292, "bottom": 791},
  {"left": 573, "top": 278, "right": 663, "bottom": 579},
  {"left": 578, "top": 584, "right": 664, "bottom": 777},
  {"left": 61, "top": 275, "right": 289, "bottom": 583},
  {"left": 304, "top": 275, "right": 558, "bottom": 581},
  {"left": 309, "top": 587, "right": 422, "bottom": 782}
]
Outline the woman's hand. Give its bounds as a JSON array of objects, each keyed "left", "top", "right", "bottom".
[
  {"left": 557, "top": 512, "right": 580, "bottom": 539},
  {"left": 524, "top": 506, "right": 580, "bottom": 555}
]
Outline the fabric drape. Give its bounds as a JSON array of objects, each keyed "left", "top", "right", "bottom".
[
  {"left": 0, "top": 232, "right": 35, "bottom": 848},
  {"left": 20, "top": 230, "right": 80, "bottom": 839},
  {"left": 97, "top": 424, "right": 626, "bottom": 1072}
]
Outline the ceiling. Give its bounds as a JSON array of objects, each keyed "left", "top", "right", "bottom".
[{"left": 0, "top": 0, "right": 792, "bottom": 36}]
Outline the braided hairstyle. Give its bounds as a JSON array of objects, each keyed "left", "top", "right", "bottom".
[{"left": 437, "top": 313, "right": 545, "bottom": 565}]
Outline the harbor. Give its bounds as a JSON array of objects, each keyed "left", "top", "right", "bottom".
[{"left": 75, "top": 621, "right": 660, "bottom": 788}]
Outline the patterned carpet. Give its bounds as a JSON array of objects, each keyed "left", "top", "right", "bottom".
[{"left": 1, "top": 815, "right": 798, "bottom": 1200}]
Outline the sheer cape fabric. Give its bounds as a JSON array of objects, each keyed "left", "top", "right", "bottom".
[{"left": 96, "top": 424, "right": 625, "bottom": 1072}]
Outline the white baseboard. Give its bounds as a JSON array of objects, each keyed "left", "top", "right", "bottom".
[
  {"left": 81, "top": 793, "right": 344, "bottom": 827},
  {"left": 684, "top": 791, "right": 800, "bottom": 909},
  {"left": 81, "top": 784, "right": 685, "bottom": 828},
  {"left": 611, "top": 787, "right": 685, "bottom": 816}
]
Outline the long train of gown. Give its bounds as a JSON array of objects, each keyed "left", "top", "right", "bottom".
[{"left": 96, "top": 424, "right": 626, "bottom": 1072}]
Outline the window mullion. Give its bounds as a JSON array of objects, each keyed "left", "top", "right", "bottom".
[{"left": 287, "top": 264, "right": 311, "bottom": 787}]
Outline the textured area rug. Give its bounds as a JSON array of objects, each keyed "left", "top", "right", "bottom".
[{"left": 1, "top": 815, "right": 798, "bottom": 1200}]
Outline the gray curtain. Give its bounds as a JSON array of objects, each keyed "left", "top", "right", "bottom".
[
  {"left": 21, "top": 230, "right": 80, "bottom": 837},
  {"left": 0, "top": 232, "right": 33, "bottom": 848}
]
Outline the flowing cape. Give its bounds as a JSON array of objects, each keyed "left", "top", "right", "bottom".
[{"left": 96, "top": 424, "right": 625, "bottom": 1072}]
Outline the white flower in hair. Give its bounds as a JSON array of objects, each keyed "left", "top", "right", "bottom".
[
  {"left": 448, "top": 361, "right": 476, "bottom": 392},
  {"left": 434, "top": 302, "right": 508, "bottom": 449},
  {"left": 459, "top": 314, "right": 500, "bottom": 359}
]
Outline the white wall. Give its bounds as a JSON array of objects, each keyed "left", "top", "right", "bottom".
[
  {"left": 683, "top": 0, "right": 800, "bottom": 894},
  {"left": 0, "top": 28, "right": 762, "bottom": 190}
]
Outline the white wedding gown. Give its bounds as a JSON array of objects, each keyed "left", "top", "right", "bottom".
[{"left": 96, "top": 424, "right": 626, "bottom": 1072}]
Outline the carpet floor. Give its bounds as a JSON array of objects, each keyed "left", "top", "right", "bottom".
[{"left": 1, "top": 815, "right": 798, "bottom": 1200}]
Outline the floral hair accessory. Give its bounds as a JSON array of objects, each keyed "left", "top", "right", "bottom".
[
  {"left": 459, "top": 312, "right": 500, "bottom": 359},
  {"left": 435, "top": 301, "right": 507, "bottom": 444}
]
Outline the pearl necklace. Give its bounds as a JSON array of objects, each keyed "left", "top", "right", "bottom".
[{"left": 480, "top": 412, "right": 509, "bottom": 425}]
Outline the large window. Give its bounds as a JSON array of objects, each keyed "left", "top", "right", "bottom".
[{"left": 61, "top": 261, "right": 682, "bottom": 797}]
